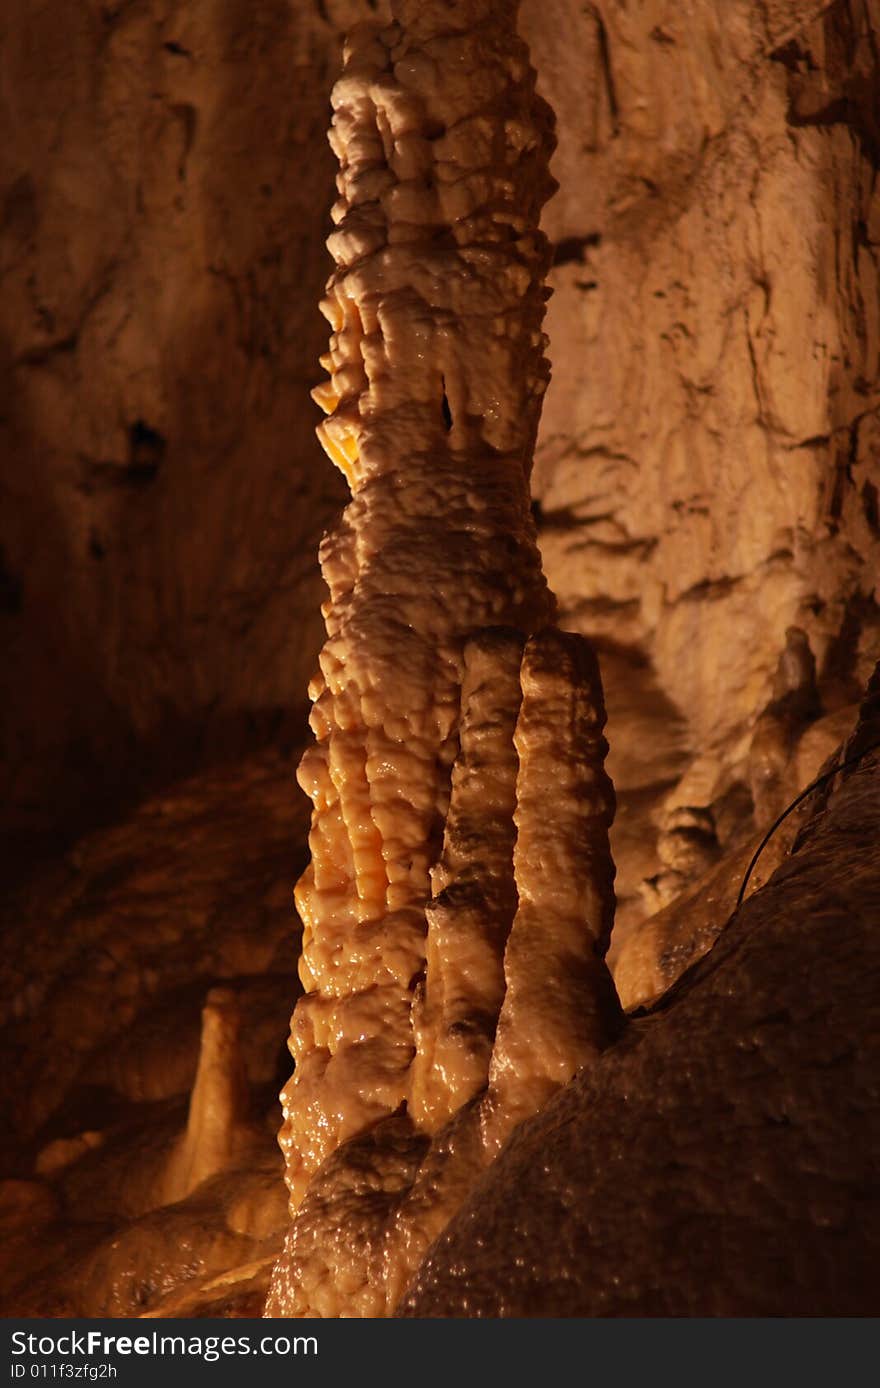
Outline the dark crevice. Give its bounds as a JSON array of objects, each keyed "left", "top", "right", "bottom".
[
  {"left": 533, "top": 503, "right": 616, "bottom": 533},
  {"left": 821, "top": 592, "right": 880, "bottom": 697},
  {"left": 170, "top": 104, "right": 197, "bottom": 182},
  {"left": 789, "top": 432, "right": 831, "bottom": 450},
  {"left": 3, "top": 174, "right": 37, "bottom": 240},
  {"left": 681, "top": 574, "right": 741, "bottom": 603},
  {"left": 773, "top": 2, "right": 880, "bottom": 172},
  {"left": 787, "top": 91, "right": 880, "bottom": 169},
  {"left": 440, "top": 377, "right": 453, "bottom": 432},
  {"left": 829, "top": 419, "right": 860, "bottom": 523},
  {"left": 0, "top": 546, "right": 23, "bottom": 614},
  {"left": 769, "top": 39, "right": 819, "bottom": 73},
  {"left": 789, "top": 95, "right": 853, "bottom": 130},
  {"left": 585, "top": 3, "right": 620, "bottom": 135},
  {"left": 127, "top": 421, "right": 166, "bottom": 483},
  {"left": 552, "top": 233, "right": 601, "bottom": 267},
  {"left": 162, "top": 41, "right": 191, "bottom": 58},
  {"left": 15, "top": 334, "right": 78, "bottom": 368}
]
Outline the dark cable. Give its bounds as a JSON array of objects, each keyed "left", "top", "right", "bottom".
[{"left": 736, "top": 736, "right": 880, "bottom": 911}]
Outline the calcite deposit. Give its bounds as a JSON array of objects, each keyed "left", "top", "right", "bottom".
[
  {"left": 266, "top": 0, "right": 619, "bottom": 1317},
  {"left": 402, "top": 675, "right": 880, "bottom": 1317}
]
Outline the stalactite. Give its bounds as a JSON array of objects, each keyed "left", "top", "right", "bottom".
[{"left": 267, "top": 0, "right": 619, "bottom": 1318}]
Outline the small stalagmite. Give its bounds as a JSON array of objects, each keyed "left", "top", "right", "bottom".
[
  {"left": 163, "top": 988, "right": 250, "bottom": 1206},
  {"left": 267, "top": 0, "right": 621, "bottom": 1318}
]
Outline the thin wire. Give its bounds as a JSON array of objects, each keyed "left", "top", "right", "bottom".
[{"left": 736, "top": 737, "right": 880, "bottom": 911}]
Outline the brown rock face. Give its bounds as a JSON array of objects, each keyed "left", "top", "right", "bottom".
[
  {"left": 0, "top": 0, "right": 359, "bottom": 855},
  {"left": 0, "top": 754, "right": 305, "bottom": 1316}
]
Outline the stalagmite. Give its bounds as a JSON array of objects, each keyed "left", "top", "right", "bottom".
[
  {"left": 267, "top": 0, "right": 619, "bottom": 1318},
  {"left": 163, "top": 988, "right": 250, "bottom": 1205},
  {"left": 409, "top": 627, "right": 524, "bottom": 1133},
  {"left": 481, "top": 628, "right": 619, "bottom": 1156}
]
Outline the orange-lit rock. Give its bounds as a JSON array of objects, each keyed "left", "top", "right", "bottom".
[
  {"left": 0, "top": 756, "right": 303, "bottom": 1316},
  {"left": 267, "top": 0, "right": 618, "bottom": 1318},
  {"left": 401, "top": 679, "right": 880, "bottom": 1317},
  {"left": 0, "top": 0, "right": 878, "bottom": 1322}
]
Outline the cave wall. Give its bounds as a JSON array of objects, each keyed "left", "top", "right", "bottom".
[
  {"left": 528, "top": 0, "right": 880, "bottom": 747},
  {"left": 524, "top": 0, "right": 880, "bottom": 930},
  {"left": 0, "top": 0, "right": 361, "bottom": 851},
  {"left": 2, "top": 0, "right": 878, "bottom": 866}
]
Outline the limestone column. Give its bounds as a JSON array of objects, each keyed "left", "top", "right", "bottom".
[{"left": 267, "top": 0, "right": 620, "bottom": 1318}]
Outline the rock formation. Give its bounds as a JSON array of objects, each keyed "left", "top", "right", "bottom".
[
  {"left": 266, "top": 0, "right": 619, "bottom": 1318},
  {"left": 0, "top": 0, "right": 878, "bottom": 1321},
  {"left": 401, "top": 673, "right": 880, "bottom": 1316}
]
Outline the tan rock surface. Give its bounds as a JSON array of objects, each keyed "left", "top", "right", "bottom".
[
  {"left": 530, "top": 0, "right": 880, "bottom": 730},
  {"left": 526, "top": 0, "right": 880, "bottom": 930}
]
